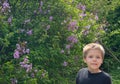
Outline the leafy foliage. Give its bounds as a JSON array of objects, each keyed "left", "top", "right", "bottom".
[{"left": 0, "top": 0, "right": 120, "bottom": 84}]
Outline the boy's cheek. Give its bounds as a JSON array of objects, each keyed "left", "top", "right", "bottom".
[{"left": 101, "top": 60, "right": 103, "bottom": 64}]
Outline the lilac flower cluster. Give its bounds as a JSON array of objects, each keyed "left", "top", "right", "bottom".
[
  {"left": 49, "top": 16, "right": 53, "bottom": 21},
  {"left": 33, "top": 1, "right": 53, "bottom": 31},
  {"left": 77, "top": 3, "right": 87, "bottom": 20},
  {"left": 82, "top": 29, "right": 89, "bottom": 36},
  {"left": 60, "top": 49, "right": 64, "bottom": 54},
  {"left": 82, "top": 25, "right": 91, "bottom": 35},
  {"left": 65, "top": 44, "right": 72, "bottom": 50},
  {"left": 19, "top": 29, "right": 33, "bottom": 35},
  {"left": 10, "top": 78, "right": 17, "bottom": 84},
  {"left": 95, "top": 14, "right": 99, "bottom": 20},
  {"left": 67, "top": 35, "right": 78, "bottom": 44},
  {"left": 26, "top": 29, "right": 33, "bottom": 35},
  {"left": 68, "top": 20, "right": 78, "bottom": 31},
  {"left": 62, "top": 61, "right": 68, "bottom": 67},
  {"left": 77, "top": 3, "right": 86, "bottom": 11},
  {"left": 13, "top": 42, "right": 30, "bottom": 59},
  {"left": 38, "top": 1, "right": 43, "bottom": 13},
  {"left": 1, "top": 1, "right": 10, "bottom": 13},
  {"left": 85, "top": 25, "right": 91, "bottom": 29},
  {"left": 79, "top": 12, "right": 87, "bottom": 18},
  {"left": 8, "top": 16, "right": 12, "bottom": 24},
  {"left": 65, "top": 35, "right": 78, "bottom": 50},
  {"left": 20, "top": 57, "right": 32, "bottom": 72}
]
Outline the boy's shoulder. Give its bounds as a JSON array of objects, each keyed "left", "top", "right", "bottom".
[
  {"left": 79, "top": 68, "right": 88, "bottom": 71},
  {"left": 78, "top": 68, "right": 88, "bottom": 73},
  {"left": 101, "top": 71, "right": 111, "bottom": 78},
  {"left": 77, "top": 68, "right": 88, "bottom": 76},
  {"left": 76, "top": 68, "right": 88, "bottom": 79},
  {"left": 78, "top": 68, "right": 111, "bottom": 78}
]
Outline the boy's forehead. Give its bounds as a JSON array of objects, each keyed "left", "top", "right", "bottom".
[
  {"left": 85, "top": 49, "right": 104, "bottom": 58},
  {"left": 87, "top": 49, "right": 102, "bottom": 53}
]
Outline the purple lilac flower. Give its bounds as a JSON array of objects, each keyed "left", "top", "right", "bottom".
[
  {"left": 49, "top": 16, "right": 53, "bottom": 21},
  {"left": 20, "top": 57, "right": 32, "bottom": 72},
  {"left": 8, "top": 16, "right": 12, "bottom": 24},
  {"left": 60, "top": 49, "right": 64, "bottom": 54},
  {"left": 26, "top": 29, "right": 32, "bottom": 35},
  {"left": 26, "top": 63, "right": 32, "bottom": 72},
  {"left": 39, "top": 7, "right": 42, "bottom": 13},
  {"left": 20, "top": 64, "right": 28, "bottom": 68},
  {"left": 68, "top": 20, "right": 78, "bottom": 31},
  {"left": 63, "top": 61, "right": 68, "bottom": 66},
  {"left": 13, "top": 50, "right": 20, "bottom": 59},
  {"left": 23, "top": 57, "right": 29, "bottom": 63},
  {"left": 1, "top": 1, "right": 10, "bottom": 13},
  {"left": 14, "top": 42, "right": 30, "bottom": 57},
  {"left": 31, "top": 73, "right": 35, "bottom": 78},
  {"left": 3, "top": 1, "right": 10, "bottom": 9},
  {"left": 16, "top": 44, "right": 21, "bottom": 50},
  {"left": 40, "top": 1, "right": 43, "bottom": 7},
  {"left": 26, "top": 49, "right": 30, "bottom": 54},
  {"left": 1, "top": 8, "right": 5, "bottom": 12},
  {"left": 82, "top": 30, "right": 89, "bottom": 35},
  {"left": 85, "top": 25, "right": 91, "bottom": 29},
  {"left": 20, "top": 58, "right": 28, "bottom": 67},
  {"left": 20, "top": 62, "right": 25, "bottom": 65},
  {"left": 20, "top": 63, "right": 32, "bottom": 72},
  {"left": 22, "top": 48, "right": 26, "bottom": 54},
  {"left": 66, "top": 44, "right": 71, "bottom": 50},
  {"left": 10, "top": 78, "right": 17, "bottom": 84},
  {"left": 79, "top": 12, "right": 87, "bottom": 18},
  {"left": 95, "top": 14, "right": 98, "bottom": 20},
  {"left": 77, "top": 3, "right": 86, "bottom": 11},
  {"left": 67, "top": 35, "right": 78, "bottom": 44}
]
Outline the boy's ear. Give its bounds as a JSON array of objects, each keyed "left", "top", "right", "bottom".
[{"left": 83, "top": 58, "right": 86, "bottom": 63}]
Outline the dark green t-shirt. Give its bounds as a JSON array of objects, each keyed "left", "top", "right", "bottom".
[{"left": 76, "top": 68, "right": 112, "bottom": 84}]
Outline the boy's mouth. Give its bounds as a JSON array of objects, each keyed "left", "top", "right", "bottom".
[{"left": 91, "top": 63, "right": 98, "bottom": 65}]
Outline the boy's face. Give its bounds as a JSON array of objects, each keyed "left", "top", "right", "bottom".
[{"left": 83, "top": 49, "right": 103, "bottom": 73}]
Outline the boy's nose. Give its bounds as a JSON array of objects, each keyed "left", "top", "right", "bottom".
[{"left": 92, "top": 58, "right": 97, "bottom": 61}]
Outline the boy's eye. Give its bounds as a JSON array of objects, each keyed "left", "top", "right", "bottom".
[
  {"left": 96, "top": 56, "right": 101, "bottom": 59},
  {"left": 88, "top": 56, "right": 93, "bottom": 58}
]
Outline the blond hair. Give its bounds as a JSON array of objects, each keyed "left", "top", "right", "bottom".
[{"left": 83, "top": 43, "right": 105, "bottom": 58}]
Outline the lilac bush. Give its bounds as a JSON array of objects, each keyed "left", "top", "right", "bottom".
[{"left": 0, "top": 0, "right": 106, "bottom": 84}]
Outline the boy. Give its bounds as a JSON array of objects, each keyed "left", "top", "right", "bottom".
[{"left": 76, "top": 43, "right": 112, "bottom": 84}]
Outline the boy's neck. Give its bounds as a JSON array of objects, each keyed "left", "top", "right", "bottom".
[{"left": 87, "top": 68, "right": 101, "bottom": 73}]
